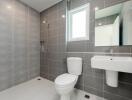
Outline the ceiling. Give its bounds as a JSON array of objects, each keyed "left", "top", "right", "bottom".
[
  {"left": 20, "top": 0, "right": 62, "bottom": 12},
  {"left": 95, "top": 3, "right": 123, "bottom": 19}
]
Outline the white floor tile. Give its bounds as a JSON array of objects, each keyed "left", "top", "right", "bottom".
[{"left": 0, "top": 77, "right": 105, "bottom": 100}]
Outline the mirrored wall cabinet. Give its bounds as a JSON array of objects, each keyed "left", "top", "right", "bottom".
[{"left": 95, "top": 0, "right": 132, "bottom": 46}]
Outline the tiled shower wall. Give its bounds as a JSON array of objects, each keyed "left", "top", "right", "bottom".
[
  {"left": 40, "top": 0, "right": 67, "bottom": 80},
  {"left": 0, "top": 0, "right": 40, "bottom": 91},
  {"left": 40, "top": 0, "right": 132, "bottom": 100}
]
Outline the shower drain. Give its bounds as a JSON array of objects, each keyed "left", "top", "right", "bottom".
[
  {"left": 37, "top": 78, "right": 41, "bottom": 80},
  {"left": 85, "top": 94, "right": 90, "bottom": 99}
]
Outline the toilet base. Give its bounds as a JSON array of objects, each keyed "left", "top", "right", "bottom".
[{"left": 60, "top": 94, "right": 71, "bottom": 100}]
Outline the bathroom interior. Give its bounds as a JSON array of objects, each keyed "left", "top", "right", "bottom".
[{"left": 0, "top": 0, "right": 132, "bottom": 100}]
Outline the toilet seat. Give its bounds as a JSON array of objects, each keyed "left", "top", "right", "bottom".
[{"left": 55, "top": 73, "right": 77, "bottom": 86}]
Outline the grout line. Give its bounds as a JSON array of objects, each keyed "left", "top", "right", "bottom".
[
  {"left": 130, "top": 48, "right": 132, "bottom": 57},
  {"left": 119, "top": 81, "right": 132, "bottom": 86},
  {"left": 83, "top": 73, "right": 104, "bottom": 80},
  {"left": 66, "top": 52, "right": 132, "bottom": 55},
  {"left": 102, "top": 66, "right": 105, "bottom": 99},
  {"left": 103, "top": 91, "right": 131, "bottom": 100}
]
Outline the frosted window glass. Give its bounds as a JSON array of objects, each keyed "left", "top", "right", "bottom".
[
  {"left": 71, "top": 10, "right": 86, "bottom": 38},
  {"left": 68, "top": 4, "right": 90, "bottom": 41}
]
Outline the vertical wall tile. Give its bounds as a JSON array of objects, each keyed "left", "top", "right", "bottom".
[
  {"left": 40, "top": 0, "right": 67, "bottom": 81},
  {"left": 0, "top": 0, "right": 14, "bottom": 90},
  {"left": 0, "top": 0, "right": 40, "bottom": 91},
  {"left": 105, "top": 0, "right": 129, "bottom": 7},
  {"left": 27, "top": 7, "right": 40, "bottom": 79}
]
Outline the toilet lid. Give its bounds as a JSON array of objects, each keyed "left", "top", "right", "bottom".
[{"left": 55, "top": 73, "right": 77, "bottom": 86}]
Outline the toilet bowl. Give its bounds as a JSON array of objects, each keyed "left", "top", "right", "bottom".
[
  {"left": 55, "top": 57, "right": 82, "bottom": 100},
  {"left": 55, "top": 74, "right": 78, "bottom": 100}
]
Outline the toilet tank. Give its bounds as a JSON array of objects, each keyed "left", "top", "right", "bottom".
[{"left": 67, "top": 57, "right": 82, "bottom": 75}]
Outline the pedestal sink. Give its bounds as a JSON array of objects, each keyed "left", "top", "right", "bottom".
[{"left": 91, "top": 56, "right": 132, "bottom": 87}]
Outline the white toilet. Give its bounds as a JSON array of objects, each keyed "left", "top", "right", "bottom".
[{"left": 55, "top": 57, "right": 82, "bottom": 100}]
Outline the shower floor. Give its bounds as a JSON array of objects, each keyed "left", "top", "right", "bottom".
[{"left": 0, "top": 77, "right": 105, "bottom": 100}]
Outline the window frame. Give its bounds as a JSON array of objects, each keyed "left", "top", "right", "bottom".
[{"left": 68, "top": 3, "right": 90, "bottom": 42}]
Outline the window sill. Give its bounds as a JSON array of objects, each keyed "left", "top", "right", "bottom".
[{"left": 68, "top": 37, "right": 89, "bottom": 42}]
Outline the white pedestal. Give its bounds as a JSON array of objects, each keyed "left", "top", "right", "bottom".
[
  {"left": 106, "top": 70, "right": 118, "bottom": 87},
  {"left": 60, "top": 94, "right": 71, "bottom": 100}
]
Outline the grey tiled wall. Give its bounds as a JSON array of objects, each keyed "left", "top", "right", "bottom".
[
  {"left": 40, "top": 0, "right": 67, "bottom": 80},
  {"left": 0, "top": 0, "right": 40, "bottom": 91},
  {"left": 40, "top": 0, "right": 132, "bottom": 100}
]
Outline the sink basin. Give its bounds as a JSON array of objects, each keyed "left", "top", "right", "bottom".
[
  {"left": 91, "top": 56, "right": 132, "bottom": 73},
  {"left": 91, "top": 56, "right": 132, "bottom": 87}
]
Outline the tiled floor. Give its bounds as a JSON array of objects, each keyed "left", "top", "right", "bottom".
[{"left": 0, "top": 77, "right": 105, "bottom": 100}]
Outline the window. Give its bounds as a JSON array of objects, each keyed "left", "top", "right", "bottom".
[{"left": 68, "top": 4, "right": 90, "bottom": 41}]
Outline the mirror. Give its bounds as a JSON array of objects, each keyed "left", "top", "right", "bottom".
[{"left": 95, "top": 0, "right": 132, "bottom": 46}]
